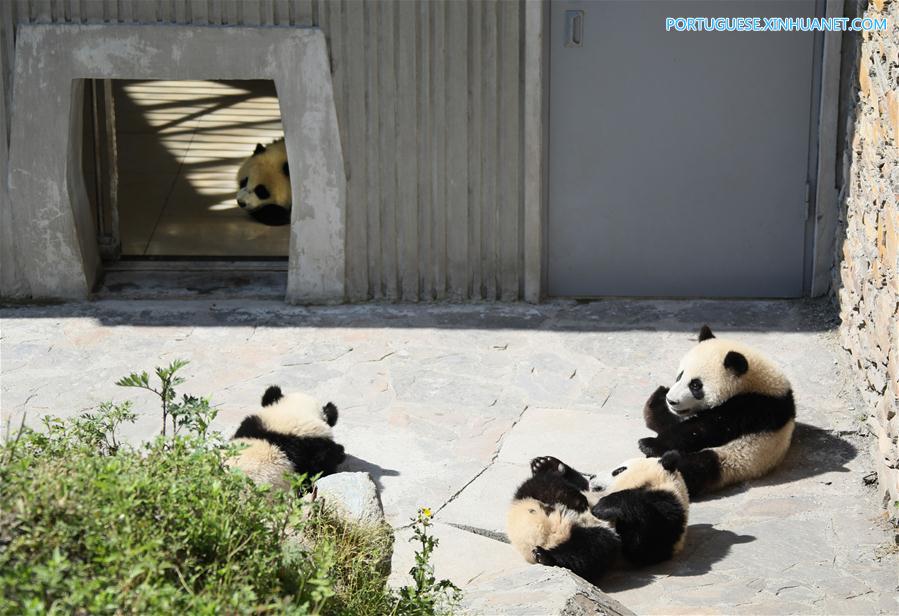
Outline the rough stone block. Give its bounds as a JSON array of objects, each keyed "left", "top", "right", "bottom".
[
  {"left": 834, "top": 0, "right": 899, "bottom": 521},
  {"left": 388, "top": 521, "right": 527, "bottom": 591},
  {"left": 315, "top": 471, "right": 386, "bottom": 527},
  {"left": 885, "top": 90, "right": 899, "bottom": 143},
  {"left": 462, "top": 566, "right": 635, "bottom": 616}
]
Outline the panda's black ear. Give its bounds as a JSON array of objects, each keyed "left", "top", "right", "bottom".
[
  {"left": 253, "top": 143, "right": 266, "bottom": 156},
  {"left": 724, "top": 351, "right": 748, "bottom": 376},
  {"left": 698, "top": 325, "right": 715, "bottom": 342},
  {"left": 322, "top": 402, "right": 338, "bottom": 427},
  {"left": 282, "top": 161, "right": 290, "bottom": 177},
  {"left": 261, "top": 385, "right": 283, "bottom": 407},
  {"left": 660, "top": 450, "right": 681, "bottom": 472}
]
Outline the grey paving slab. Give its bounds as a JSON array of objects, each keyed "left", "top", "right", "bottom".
[{"left": 0, "top": 298, "right": 895, "bottom": 614}]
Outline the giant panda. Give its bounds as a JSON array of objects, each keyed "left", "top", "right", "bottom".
[
  {"left": 227, "top": 385, "right": 345, "bottom": 490},
  {"left": 506, "top": 457, "right": 619, "bottom": 583},
  {"left": 587, "top": 453, "right": 689, "bottom": 566},
  {"left": 639, "top": 325, "right": 796, "bottom": 498},
  {"left": 506, "top": 452, "right": 688, "bottom": 581},
  {"left": 235, "top": 138, "right": 292, "bottom": 226}
]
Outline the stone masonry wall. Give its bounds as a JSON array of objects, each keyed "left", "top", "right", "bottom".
[{"left": 835, "top": 0, "right": 899, "bottom": 519}]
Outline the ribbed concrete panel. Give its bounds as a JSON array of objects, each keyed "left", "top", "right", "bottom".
[{"left": 0, "top": 0, "right": 528, "bottom": 301}]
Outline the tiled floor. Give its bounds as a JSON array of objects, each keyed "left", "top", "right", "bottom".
[{"left": 115, "top": 80, "right": 290, "bottom": 257}]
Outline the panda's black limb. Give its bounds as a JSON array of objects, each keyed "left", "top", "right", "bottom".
[
  {"left": 322, "top": 402, "right": 338, "bottom": 427},
  {"left": 675, "top": 450, "right": 722, "bottom": 498},
  {"left": 248, "top": 204, "right": 291, "bottom": 226},
  {"left": 536, "top": 526, "right": 621, "bottom": 583},
  {"left": 532, "top": 546, "right": 556, "bottom": 566},
  {"left": 643, "top": 385, "right": 683, "bottom": 434},
  {"left": 530, "top": 456, "right": 591, "bottom": 492},
  {"left": 261, "top": 385, "right": 284, "bottom": 407},
  {"left": 514, "top": 474, "right": 589, "bottom": 513},
  {"left": 642, "top": 391, "right": 795, "bottom": 454},
  {"left": 592, "top": 488, "right": 687, "bottom": 566}
]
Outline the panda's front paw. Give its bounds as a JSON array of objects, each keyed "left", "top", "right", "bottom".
[
  {"left": 532, "top": 546, "right": 557, "bottom": 566},
  {"left": 530, "top": 456, "right": 566, "bottom": 477},
  {"left": 644, "top": 386, "right": 678, "bottom": 434},
  {"left": 638, "top": 437, "right": 663, "bottom": 457},
  {"left": 647, "top": 386, "right": 670, "bottom": 411}
]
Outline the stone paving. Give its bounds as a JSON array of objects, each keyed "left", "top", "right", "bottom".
[{"left": 1, "top": 298, "right": 896, "bottom": 614}]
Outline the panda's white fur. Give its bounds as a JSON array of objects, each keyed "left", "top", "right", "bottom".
[
  {"left": 228, "top": 388, "right": 344, "bottom": 490},
  {"left": 235, "top": 139, "right": 291, "bottom": 225},
  {"left": 229, "top": 438, "right": 294, "bottom": 489},
  {"left": 714, "top": 422, "right": 795, "bottom": 487},
  {"left": 641, "top": 325, "right": 796, "bottom": 496},
  {"left": 665, "top": 337, "right": 791, "bottom": 413}
]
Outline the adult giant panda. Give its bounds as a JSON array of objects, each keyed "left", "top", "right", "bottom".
[
  {"left": 639, "top": 325, "right": 796, "bottom": 498},
  {"left": 235, "top": 139, "right": 292, "bottom": 226},
  {"left": 227, "top": 385, "right": 345, "bottom": 490},
  {"left": 506, "top": 452, "right": 688, "bottom": 581}
]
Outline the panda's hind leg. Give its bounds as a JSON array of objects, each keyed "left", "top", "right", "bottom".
[
  {"left": 530, "top": 456, "right": 590, "bottom": 491},
  {"left": 534, "top": 526, "right": 620, "bottom": 583},
  {"left": 644, "top": 386, "right": 683, "bottom": 434}
]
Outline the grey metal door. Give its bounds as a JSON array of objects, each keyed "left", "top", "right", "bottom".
[{"left": 548, "top": 0, "right": 817, "bottom": 297}]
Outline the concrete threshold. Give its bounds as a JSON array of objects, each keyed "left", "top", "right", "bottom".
[{"left": 95, "top": 261, "right": 287, "bottom": 300}]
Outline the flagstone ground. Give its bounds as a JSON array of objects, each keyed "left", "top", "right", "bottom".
[{"left": 1, "top": 298, "right": 895, "bottom": 614}]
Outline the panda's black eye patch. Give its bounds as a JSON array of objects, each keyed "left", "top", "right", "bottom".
[
  {"left": 239, "top": 177, "right": 248, "bottom": 188},
  {"left": 254, "top": 185, "right": 270, "bottom": 200},
  {"left": 676, "top": 371, "right": 683, "bottom": 382},
  {"left": 688, "top": 378, "right": 704, "bottom": 399},
  {"left": 611, "top": 466, "right": 627, "bottom": 477}
]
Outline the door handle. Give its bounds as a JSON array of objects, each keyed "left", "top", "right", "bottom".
[{"left": 565, "top": 10, "right": 584, "bottom": 48}]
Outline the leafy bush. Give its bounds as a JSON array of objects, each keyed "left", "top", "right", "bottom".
[{"left": 0, "top": 361, "right": 458, "bottom": 616}]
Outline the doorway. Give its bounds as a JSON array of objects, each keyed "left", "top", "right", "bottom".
[{"left": 111, "top": 79, "right": 289, "bottom": 258}]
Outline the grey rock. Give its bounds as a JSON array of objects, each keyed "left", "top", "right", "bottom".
[
  {"left": 314, "top": 472, "right": 385, "bottom": 527},
  {"left": 462, "top": 566, "right": 635, "bottom": 616}
]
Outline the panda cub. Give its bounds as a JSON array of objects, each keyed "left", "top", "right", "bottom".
[
  {"left": 640, "top": 325, "right": 796, "bottom": 497},
  {"left": 506, "top": 452, "right": 688, "bottom": 582},
  {"left": 228, "top": 385, "right": 345, "bottom": 490},
  {"left": 235, "top": 138, "right": 291, "bottom": 226},
  {"left": 588, "top": 453, "right": 689, "bottom": 566}
]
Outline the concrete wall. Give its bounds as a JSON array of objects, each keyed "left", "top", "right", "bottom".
[
  {"left": 834, "top": 0, "right": 899, "bottom": 518},
  {"left": 0, "top": 0, "right": 531, "bottom": 301}
]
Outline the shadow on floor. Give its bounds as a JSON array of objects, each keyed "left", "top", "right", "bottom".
[
  {"left": 602, "top": 422, "right": 857, "bottom": 591},
  {"left": 339, "top": 453, "right": 401, "bottom": 494},
  {"left": 601, "top": 523, "right": 757, "bottom": 592},
  {"left": 693, "top": 422, "right": 859, "bottom": 504},
  {"left": 0, "top": 297, "right": 840, "bottom": 333}
]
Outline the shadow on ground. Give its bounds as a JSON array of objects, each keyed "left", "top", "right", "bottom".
[
  {"left": 339, "top": 454, "right": 400, "bottom": 493},
  {"left": 0, "top": 297, "right": 840, "bottom": 332},
  {"left": 693, "top": 422, "right": 859, "bottom": 503},
  {"left": 602, "top": 422, "right": 857, "bottom": 592},
  {"left": 601, "top": 523, "right": 756, "bottom": 592}
]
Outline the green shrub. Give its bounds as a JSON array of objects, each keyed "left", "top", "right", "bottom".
[{"left": 0, "top": 361, "right": 459, "bottom": 616}]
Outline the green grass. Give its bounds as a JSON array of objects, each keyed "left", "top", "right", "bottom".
[{"left": 0, "top": 361, "right": 459, "bottom": 615}]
